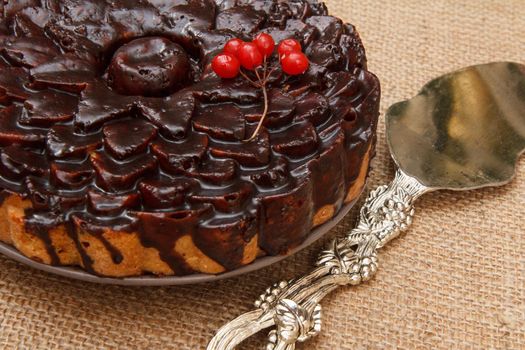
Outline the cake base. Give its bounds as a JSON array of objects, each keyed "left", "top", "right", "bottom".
[
  {"left": 0, "top": 142, "right": 373, "bottom": 279},
  {"left": 0, "top": 190, "right": 363, "bottom": 286}
]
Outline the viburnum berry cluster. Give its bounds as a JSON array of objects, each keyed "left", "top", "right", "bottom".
[{"left": 212, "top": 34, "right": 309, "bottom": 141}]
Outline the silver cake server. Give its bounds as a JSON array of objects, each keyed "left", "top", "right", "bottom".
[{"left": 208, "top": 61, "right": 525, "bottom": 350}]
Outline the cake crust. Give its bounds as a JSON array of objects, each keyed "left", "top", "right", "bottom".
[
  {"left": 0, "top": 157, "right": 371, "bottom": 276},
  {"left": 0, "top": 0, "right": 380, "bottom": 277}
]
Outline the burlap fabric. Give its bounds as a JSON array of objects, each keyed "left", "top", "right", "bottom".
[{"left": 0, "top": 1, "right": 524, "bottom": 349}]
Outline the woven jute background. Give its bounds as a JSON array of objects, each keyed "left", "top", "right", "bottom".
[{"left": 0, "top": 1, "right": 524, "bottom": 349}]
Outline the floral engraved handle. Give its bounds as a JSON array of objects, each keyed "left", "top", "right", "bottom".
[{"left": 207, "top": 170, "right": 429, "bottom": 350}]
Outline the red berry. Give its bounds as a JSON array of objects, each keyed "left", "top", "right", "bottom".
[
  {"left": 253, "top": 33, "right": 275, "bottom": 57},
  {"left": 277, "top": 39, "right": 302, "bottom": 58},
  {"left": 212, "top": 53, "right": 240, "bottom": 78},
  {"left": 238, "top": 42, "right": 263, "bottom": 70},
  {"left": 281, "top": 51, "right": 309, "bottom": 75},
  {"left": 223, "top": 38, "right": 244, "bottom": 57}
]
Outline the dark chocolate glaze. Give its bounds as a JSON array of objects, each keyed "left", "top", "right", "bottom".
[
  {"left": 65, "top": 220, "right": 95, "bottom": 274},
  {"left": 136, "top": 206, "right": 213, "bottom": 275},
  {"left": 72, "top": 213, "right": 125, "bottom": 266},
  {"left": 24, "top": 210, "right": 62, "bottom": 265},
  {"left": 0, "top": 189, "right": 8, "bottom": 206},
  {"left": 0, "top": 0, "right": 380, "bottom": 276}
]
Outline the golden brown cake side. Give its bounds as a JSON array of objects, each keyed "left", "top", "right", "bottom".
[{"left": 0, "top": 145, "right": 372, "bottom": 276}]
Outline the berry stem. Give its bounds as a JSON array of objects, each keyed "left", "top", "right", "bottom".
[
  {"left": 239, "top": 70, "right": 259, "bottom": 87},
  {"left": 254, "top": 68, "right": 262, "bottom": 82},
  {"left": 264, "top": 67, "right": 277, "bottom": 83},
  {"left": 242, "top": 60, "right": 271, "bottom": 142},
  {"left": 244, "top": 81, "right": 268, "bottom": 142},
  {"left": 262, "top": 55, "right": 268, "bottom": 80}
]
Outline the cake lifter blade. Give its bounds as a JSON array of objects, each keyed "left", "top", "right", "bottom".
[{"left": 208, "top": 62, "right": 525, "bottom": 350}]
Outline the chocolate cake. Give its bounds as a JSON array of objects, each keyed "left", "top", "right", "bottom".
[{"left": 0, "top": 0, "right": 380, "bottom": 277}]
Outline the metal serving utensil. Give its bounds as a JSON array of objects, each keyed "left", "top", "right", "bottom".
[{"left": 208, "top": 62, "right": 525, "bottom": 350}]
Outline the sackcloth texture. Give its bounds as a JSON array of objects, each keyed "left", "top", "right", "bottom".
[{"left": 0, "top": 0, "right": 524, "bottom": 349}]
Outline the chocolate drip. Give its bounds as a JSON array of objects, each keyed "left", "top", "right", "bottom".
[
  {"left": 136, "top": 206, "right": 214, "bottom": 275},
  {"left": 0, "top": 189, "right": 8, "bottom": 206},
  {"left": 65, "top": 220, "right": 95, "bottom": 274},
  {"left": 89, "top": 224, "right": 124, "bottom": 265},
  {"left": 259, "top": 176, "right": 314, "bottom": 255},
  {"left": 308, "top": 129, "right": 346, "bottom": 210},
  {"left": 195, "top": 212, "right": 258, "bottom": 270},
  {"left": 71, "top": 214, "right": 137, "bottom": 273},
  {"left": 98, "top": 236, "right": 124, "bottom": 265},
  {"left": 24, "top": 210, "right": 62, "bottom": 265}
]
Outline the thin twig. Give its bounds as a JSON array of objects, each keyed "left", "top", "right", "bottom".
[
  {"left": 239, "top": 70, "right": 259, "bottom": 88},
  {"left": 244, "top": 82, "right": 268, "bottom": 142},
  {"left": 264, "top": 67, "right": 277, "bottom": 84},
  {"left": 263, "top": 55, "right": 268, "bottom": 80},
  {"left": 254, "top": 68, "right": 262, "bottom": 82}
]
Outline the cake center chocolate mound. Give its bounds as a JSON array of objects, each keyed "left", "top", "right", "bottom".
[
  {"left": 0, "top": 0, "right": 380, "bottom": 278},
  {"left": 107, "top": 37, "right": 191, "bottom": 96}
]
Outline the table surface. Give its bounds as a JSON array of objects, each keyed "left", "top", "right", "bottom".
[{"left": 1, "top": 1, "right": 524, "bottom": 349}]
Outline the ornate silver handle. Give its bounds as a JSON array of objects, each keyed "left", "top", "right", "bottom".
[{"left": 208, "top": 170, "right": 430, "bottom": 350}]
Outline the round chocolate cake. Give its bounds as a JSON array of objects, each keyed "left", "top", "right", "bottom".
[{"left": 0, "top": 0, "right": 380, "bottom": 277}]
